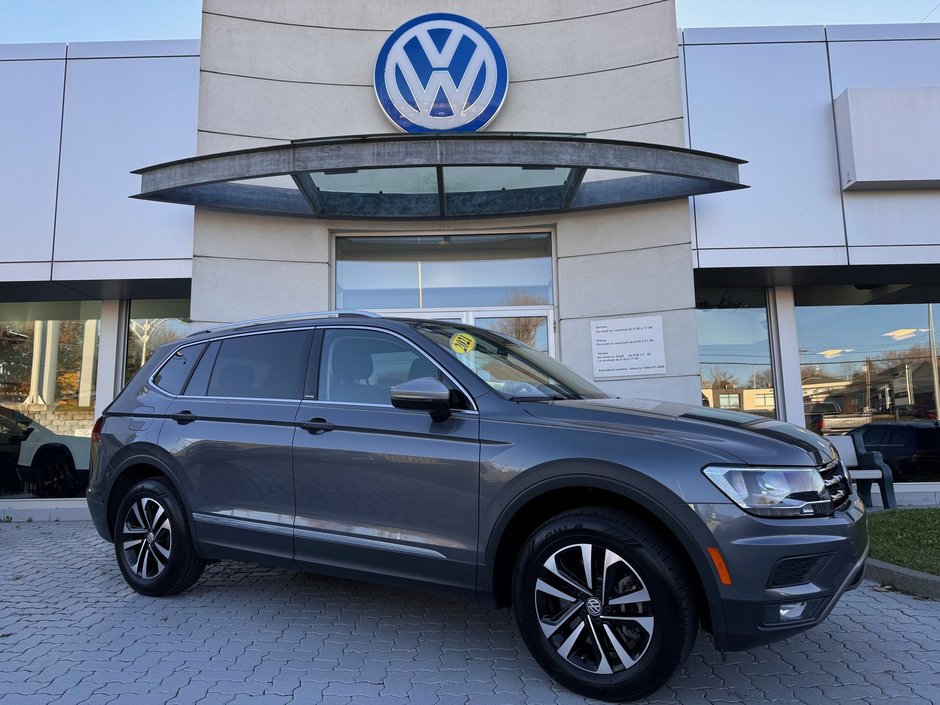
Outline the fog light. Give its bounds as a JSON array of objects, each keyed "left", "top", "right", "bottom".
[
  {"left": 760, "top": 597, "right": 825, "bottom": 626},
  {"left": 778, "top": 602, "right": 809, "bottom": 620}
]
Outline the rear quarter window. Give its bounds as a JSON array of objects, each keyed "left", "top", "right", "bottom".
[{"left": 152, "top": 343, "right": 207, "bottom": 395}]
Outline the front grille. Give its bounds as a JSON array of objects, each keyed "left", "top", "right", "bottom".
[
  {"left": 820, "top": 458, "right": 852, "bottom": 511},
  {"left": 767, "top": 554, "right": 830, "bottom": 588}
]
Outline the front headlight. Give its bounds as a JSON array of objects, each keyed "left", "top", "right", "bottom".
[{"left": 702, "top": 466, "right": 832, "bottom": 518}]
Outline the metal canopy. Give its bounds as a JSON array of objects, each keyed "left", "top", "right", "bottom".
[{"left": 134, "top": 133, "right": 747, "bottom": 219}]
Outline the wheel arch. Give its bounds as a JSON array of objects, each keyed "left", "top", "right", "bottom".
[
  {"left": 104, "top": 448, "right": 194, "bottom": 546},
  {"left": 31, "top": 443, "right": 75, "bottom": 468},
  {"left": 481, "top": 474, "right": 726, "bottom": 646}
]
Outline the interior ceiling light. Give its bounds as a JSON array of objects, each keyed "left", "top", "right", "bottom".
[{"left": 882, "top": 328, "right": 928, "bottom": 341}]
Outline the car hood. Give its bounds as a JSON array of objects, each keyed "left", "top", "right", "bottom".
[{"left": 520, "top": 397, "right": 836, "bottom": 467}]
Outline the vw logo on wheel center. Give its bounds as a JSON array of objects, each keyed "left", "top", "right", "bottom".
[{"left": 374, "top": 13, "right": 508, "bottom": 133}]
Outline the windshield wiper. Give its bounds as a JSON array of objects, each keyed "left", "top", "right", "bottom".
[{"left": 507, "top": 395, "right": 570, "bottom": 402}]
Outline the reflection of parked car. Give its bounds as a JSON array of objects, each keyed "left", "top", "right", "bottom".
[
  {"left": 0, "top": 414, "right": 29, "bottom": 493},
  {"left": 804, "top": 402, "right": 872, "bottom": 435},
  {"left": 852, "top": 423, "right": 940, "bottom": 482},
  {"left": 1, "top": 405, "right": 91, "bottom": 497}
]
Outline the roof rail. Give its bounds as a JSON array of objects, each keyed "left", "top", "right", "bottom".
[{"left": 201, "top": 309, "right": 381, "bottom": 334}]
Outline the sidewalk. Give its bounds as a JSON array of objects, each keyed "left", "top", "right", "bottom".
[{"left": 1, "top": 521, "right": 938, "bottom": 705}]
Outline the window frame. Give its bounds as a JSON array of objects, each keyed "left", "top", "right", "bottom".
[
  {"left": 151, "top": 328, "right": 315, "bottom": 402},
  {"left": 309, "top": 325, "right": 477, "bottom": 412}
]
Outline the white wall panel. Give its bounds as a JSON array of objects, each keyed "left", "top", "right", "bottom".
[
  {"left": 54, "top": 55, "right": 198, "bottom": 263},
  {"left": 829, "top": 39, "right": 940, "bottom": 256},
  {"left": 0, "top": 57, "right": 65, "bottom": 262},
  {"left": 685, "top": 41, "right": 845, "bottom": 256}
]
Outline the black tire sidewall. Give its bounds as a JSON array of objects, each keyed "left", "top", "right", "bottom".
[
  {"left": 512, "top": 510, "right": 695, "bottom": 702},
  {"left": 113, "top": 478, "right": 197, "bottom": 596}
]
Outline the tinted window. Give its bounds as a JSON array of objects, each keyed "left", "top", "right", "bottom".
[
  {"left": 208, "top": 332, "right": 310, "bottom": 400},
  {"left": 182, "top": 340, "right": 219, "bottom": 397},
  {"left": 318, "top": 329, "right": 451, "bottom": 406},
  {"left": 152, "top": 344, "right": 206, "bottom": 395},
  {"left": 862, "top": 427, "right": 889, "bottom": 445},
  {"left": 916, "top": 429, "right": 940, "bottom": 449}
]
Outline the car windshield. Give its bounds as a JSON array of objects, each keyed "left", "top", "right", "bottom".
[{"left": 412, "top": 321, "right": 607, "bottom": 401}]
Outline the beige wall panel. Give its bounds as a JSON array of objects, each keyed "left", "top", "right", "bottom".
[
  {"left": 194, "top": 210, "right": 329, "bottom": 263},
  {"left": 559, "top": 308, "right": 700, "bottom": 402},
  {"left": 199, "top": 59, "right": 682, "bottom": 140},
  {"left": 191, "top": 256, "right": 330, "bottom": 323},
  {"left": 557, "top": 243, "right": 696, "bottom": 319},
  {"left": 556, "top": 201, "right": 690, "bottom": 258},
  {"left": 201, "top": 3, "right": 676, "bottom": 86},
  {"left": 587, "top": 119, "right": 685, "bottom": 146},
  {"left": 202, "top": 0, "right": 662, "bottom": 31},
  {"left": 197, "top": 130, "right": 287, "bottom": 155}
]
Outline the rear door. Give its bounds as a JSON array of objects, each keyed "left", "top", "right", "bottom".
[
  {"left": 159, "top": 329, "right": 312, "bottom": 567},
  {"left": 291, "top": 326, "right": 480, "bottom": 592}
]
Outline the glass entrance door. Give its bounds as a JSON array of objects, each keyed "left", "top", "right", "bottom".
[{"left": 377, "top": 307, "right": 556, "bottom": 356}]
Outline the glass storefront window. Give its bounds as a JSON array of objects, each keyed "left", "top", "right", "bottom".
[
  {"left": 0, "top": 301, "right": 101, "bottom": 499},
  {"left": 125, "top": 299, "right": 192, "bottom": 384},
  {"left": 335, "top": 233, "right": 553, "bottom": 310},
  {"left": 697, "top": 288, "right": 777, "bottom": 418},
  {"left": 795, "top": 285, "right": 940, "bottom": 482}
]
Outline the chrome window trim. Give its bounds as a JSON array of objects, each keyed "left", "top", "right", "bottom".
[
  {"left": 149, "top": 326, "right": 313, "bottom": 400},
  {"left": 149, "top": 323, "right": 477, "bottom": 412}
]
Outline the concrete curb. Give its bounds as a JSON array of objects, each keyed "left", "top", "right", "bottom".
[
  {"left": 0, "top": 499, "right": 91, "bottom": 523},
  {"left": 865, "top": 557, "right": 940, "bottom": 600}
]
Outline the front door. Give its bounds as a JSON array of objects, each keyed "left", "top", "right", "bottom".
[{"left": 292, "top": 326, "right": 480, "bottom": 592}]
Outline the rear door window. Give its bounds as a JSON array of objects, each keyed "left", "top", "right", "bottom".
[{"left": 207, "top": 331, "right": 311, "bottom": 400}]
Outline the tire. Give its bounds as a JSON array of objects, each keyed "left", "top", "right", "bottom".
[
  {"left": 32, "top": 449, "right": 74, "bottom": 498},
  {"left": 113, "top": 478, "right": 205, "bottom": 596},
  {"left": 511, "top": 507, "right": 698, "bottom": 702}
]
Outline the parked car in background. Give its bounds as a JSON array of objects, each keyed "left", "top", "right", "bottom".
[
  {"left": 852, "top": 422, "right": 940, "bottom": 482},
  {"left": 88, "top": 312, "right": 868, "bottom": 702},
  {"left": 804, "top": 402, "right": 872, "bottom": 435},
  {"left": 1, "top": 404, "right": 92, "bottom": 497},
  {"left": 0, "top": 413, "right": 29, "bottom": 493}
]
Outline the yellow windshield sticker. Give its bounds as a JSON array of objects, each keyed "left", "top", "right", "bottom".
[{"left": 450, "top": 333, "right": 476, "bottom": 354}]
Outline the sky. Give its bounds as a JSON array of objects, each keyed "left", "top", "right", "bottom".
[{"left": 1, "top": 0, "right": 939, "bottom": 44}]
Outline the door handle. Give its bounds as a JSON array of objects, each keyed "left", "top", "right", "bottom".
[
  {"left": 298, "top": 417, "right": 335, "bottom": 434},
  {"left": 170, "top": 411, "right": 197, "bottom": 425}
]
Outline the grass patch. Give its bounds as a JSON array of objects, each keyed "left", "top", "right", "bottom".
[{"left": 867, "top": 508, "right": 940, "bottom": 575}]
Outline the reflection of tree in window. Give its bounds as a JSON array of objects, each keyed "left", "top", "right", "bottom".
[{"left": 491, "top": 293, "right": 548, "bottom": 348}]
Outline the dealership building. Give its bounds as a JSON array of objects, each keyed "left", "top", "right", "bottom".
[{"left": 2, "top": 1, "right": 940, "bottom": 501}]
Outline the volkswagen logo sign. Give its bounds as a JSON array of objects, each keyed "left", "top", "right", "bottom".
[{"left": 374, "top": 13, "right": 508, "bottom": 133}]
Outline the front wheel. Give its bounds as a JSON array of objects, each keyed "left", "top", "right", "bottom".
[
  {"left": 113, "top": 478, "right": 205, "bottom": 596},
  {"left": 511, "top": 507, "right": 698, "bottom": 702}
]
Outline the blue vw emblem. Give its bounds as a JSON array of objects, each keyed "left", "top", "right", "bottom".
[{"left": 374, "top": 13, "right": 508, "bottom": 133}]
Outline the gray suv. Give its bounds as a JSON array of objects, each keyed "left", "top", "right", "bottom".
[{"left": 87, "top": 311, "right": 868, "bottom": 702}]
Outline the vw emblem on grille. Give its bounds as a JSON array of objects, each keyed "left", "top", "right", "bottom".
[
  {"left": 374, "top": 13, "right": 509, "bottom": 133},
  {"left": 586, "top": 597, "right": 602, "bottom": 616}
]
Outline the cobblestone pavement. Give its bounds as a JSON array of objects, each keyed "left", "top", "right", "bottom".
[{"left": 1, "top": 522, "right": 938, "bottom": 705}]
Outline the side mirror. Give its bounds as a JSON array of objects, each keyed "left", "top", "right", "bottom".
[{"left": 390, "top": 377, "right": 452, "bottom": 422}]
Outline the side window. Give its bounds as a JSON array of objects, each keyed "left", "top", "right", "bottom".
[
  {"left": 862, "top": 427, "right": 887, "bottom": 446},
  {"left": 207, "top": 331, "right": 310, "bottom": 400},
  {"left": 152, "top": 343, "right": 207, "bottom": 395},
  {"left": 318, "top": 329, "right": 451, "bottom": 406}
]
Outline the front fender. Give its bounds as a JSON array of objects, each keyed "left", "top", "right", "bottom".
[{"left": 479, "top": 462, "right": 731, "bottom": 651}]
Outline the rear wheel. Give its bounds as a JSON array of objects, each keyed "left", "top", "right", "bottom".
[
  {"left": 32, "top": 449, "right": 73, "bottom": 498},
  {"left": 511, "top": 507, "right": 697, "bottom": 702},
  {"left": 113, "top": 477, "right": 205, "bottom": 596}
]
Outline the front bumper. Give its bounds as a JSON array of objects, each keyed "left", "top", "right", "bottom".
[{"left": 695, "top": 494, "right": 869, "bottom": 651}]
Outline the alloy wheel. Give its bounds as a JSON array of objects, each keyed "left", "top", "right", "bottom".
[
  {"left": 534, "top": 542, "right": 654, "bottom": 675},
  {"left": 121, "top": 496, "right": 173, "bottom": 580}
]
